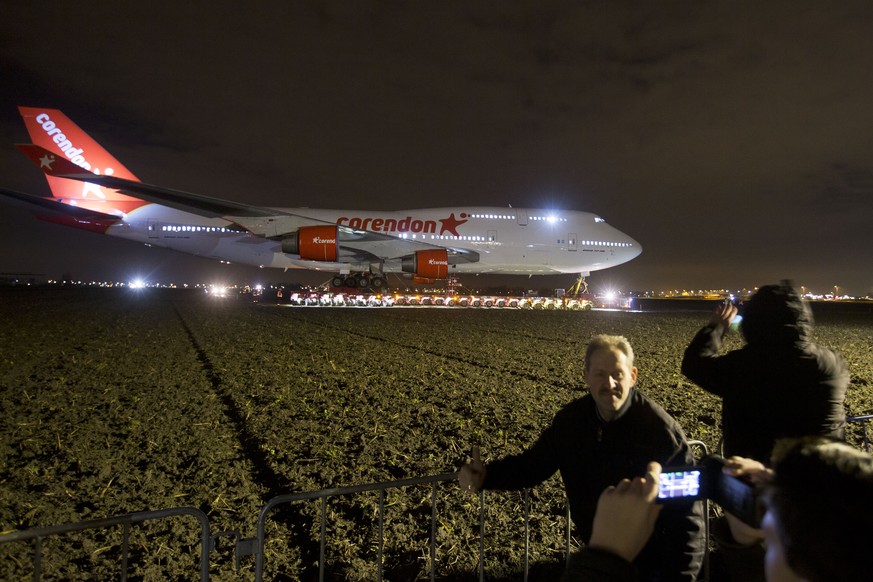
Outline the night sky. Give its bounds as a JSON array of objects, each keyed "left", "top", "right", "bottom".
[{"left": 2, "top": 2, "right": 873, "bottom": 295}]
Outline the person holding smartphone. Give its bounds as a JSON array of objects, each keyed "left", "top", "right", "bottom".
[
  {"left": 682, "top": 280, "right": 848, "bottom": 463},
  {"left": 680, "top": 280, "right": 849, "bottom": 579},
  {"left": 562, "top": 437, "right": 873, "bottom": 582}
]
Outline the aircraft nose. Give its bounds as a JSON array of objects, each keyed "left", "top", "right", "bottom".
[{"left": 615, "top": 233, "right": 642, "bottom": 265}]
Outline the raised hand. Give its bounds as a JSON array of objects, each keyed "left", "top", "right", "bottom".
[{"left": 709, "top": 300, "right": 739, "bottom": 331}]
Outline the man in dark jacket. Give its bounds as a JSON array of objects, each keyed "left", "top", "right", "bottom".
[
  {"left": 681, "top": 280, "right": 849, "bottom": 463},
  {"left": 460, "top": 335, "right": 705, "bottom": 581},
  {"left": 681, "top": 281, "right": 849, "bottom": 581}
]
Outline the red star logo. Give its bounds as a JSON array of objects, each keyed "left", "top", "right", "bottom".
[{"left": 439, "top": 212, "right": 468, "bottom": 236}]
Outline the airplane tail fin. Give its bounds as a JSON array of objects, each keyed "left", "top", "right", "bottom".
[{"left": 17, "top": 106, "right": 148, "bottom": 215}]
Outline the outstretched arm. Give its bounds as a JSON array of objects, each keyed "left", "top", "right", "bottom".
[{"left": 681, "top": 301, "right": 740, "bottom": 397}]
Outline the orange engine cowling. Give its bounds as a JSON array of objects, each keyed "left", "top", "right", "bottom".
[
  {"left": 401, "top": 249, "right": 449, "bottom": 280},
  {"left": 280, "top": 225, "right": 338, "bottom": 261}
]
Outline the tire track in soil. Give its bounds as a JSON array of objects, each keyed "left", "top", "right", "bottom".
[{"left": 172, "top": 303, "right": 322, "bottom": 577}]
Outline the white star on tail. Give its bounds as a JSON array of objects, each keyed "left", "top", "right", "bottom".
[{"left": 39, "top": 154, "right": 55, "bottom": 169}]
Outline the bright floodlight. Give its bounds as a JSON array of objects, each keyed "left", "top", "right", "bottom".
[
  {"left": 547, "top": 215, "right": 558, "bottom": 223},
  {"left": 130, "top": 279, "right": 145, "bottom": 289}
]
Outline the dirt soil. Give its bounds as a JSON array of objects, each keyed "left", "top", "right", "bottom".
[{"left": 1, "top": 288, "right": 871, "bottom": 580}]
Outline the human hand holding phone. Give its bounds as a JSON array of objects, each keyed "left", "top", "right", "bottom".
[
  {"left": 588, "top": 462, "right": 663, "bottom": 562},
  {"left": 709, "top": 299, "right": 739, "bottom": 331}
]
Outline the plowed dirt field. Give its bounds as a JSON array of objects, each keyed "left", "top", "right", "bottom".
[{"left": 1, "top": 288, "right": 871, "bottom": 580}]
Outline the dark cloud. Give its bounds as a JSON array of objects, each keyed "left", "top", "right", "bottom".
[{"left": 812, "top": 164, "right": 873, "bottom": 213}]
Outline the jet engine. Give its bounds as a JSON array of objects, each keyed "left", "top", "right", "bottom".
[
  {"left": 401, "top": 249, "right": 448, "bottom": 280},
  {"left": 281, "top": 225, "right": 338, "bottom": 261}
]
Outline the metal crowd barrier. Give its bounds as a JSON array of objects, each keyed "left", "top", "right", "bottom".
[
  {"left": 244, "top": 471, "right": 459, "bottom": 582},
  {"left": 688, "top": 440, "right": 711, "bottom": 582},
  {"left": 26, "top": 430, "right": 873, "bottom": 581},
  {"left": 0, "top": 443, "right": 716, "bottom": 581},
  {"left": 244, "top": 440, "right": 710, "bottom": 581},
  {"left": 0, "top": 472, "right": 563, "bottom": 581},
  {"left": 848, "top": 414, "right": 873, "bottom": 451},
  {"left": 0, "top": 507, "right": 211, "bottom": 581}
]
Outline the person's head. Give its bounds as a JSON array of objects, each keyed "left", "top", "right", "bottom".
[
  {"left": 584, "top": 335, "right": 638, "bottom": 421},
  {"left": 762, "top": 437, "right": 873, "bottom": 582},
  {"left": 740, "top": 280, "right": 813, "bottom": 345}
]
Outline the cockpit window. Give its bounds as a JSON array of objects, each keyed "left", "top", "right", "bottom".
[{"left": 594, "top": 216, "right": 606, "bottom": 223}]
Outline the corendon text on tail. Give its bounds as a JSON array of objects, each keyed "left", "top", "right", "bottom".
[{"left": 34, "top": 113, "right": 90, "bottom": 170}]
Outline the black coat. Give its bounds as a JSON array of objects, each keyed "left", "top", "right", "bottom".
[
  {"left": 561, "top": 548, "right": 639, "bottom": 582},
  {"left": 681, "top": 307, "right": 849, "bottom": 463},
  {"left": 483, "top": 389, "right": 705, "bottom": 582}
]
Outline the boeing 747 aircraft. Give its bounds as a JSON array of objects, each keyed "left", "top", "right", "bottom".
[{"left": 2, "top": 107, "right": 641, "bottom": 290}]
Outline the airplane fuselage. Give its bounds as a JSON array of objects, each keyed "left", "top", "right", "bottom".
[{"left": 115, "top": 204, "right": 641, "bottom": 276}]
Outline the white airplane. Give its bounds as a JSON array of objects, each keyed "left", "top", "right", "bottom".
[{"left": 3, "top": 107, "right": 641, "bottom": 290}]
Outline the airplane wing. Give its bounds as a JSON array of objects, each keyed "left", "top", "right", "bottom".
[
  {"left": 15, "top": 144, "right": 479, "bottom": 266},
  {"left": 16, "top": 143, "right": 275, "bottom": 219},
  {"left": 0, "top": 186, "right": 121, "bottom": 233}
]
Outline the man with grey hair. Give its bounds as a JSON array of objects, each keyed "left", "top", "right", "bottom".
[{"left": 459, "top": 334, "right": 705, "bottom": 581}]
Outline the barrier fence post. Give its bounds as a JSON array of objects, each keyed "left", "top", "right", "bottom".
[
  {"left": 848, "top": 414, "right": 873, "bottom": 452},
  {"left": 0, "top": 507, "right": 211, "bottom": 582}
]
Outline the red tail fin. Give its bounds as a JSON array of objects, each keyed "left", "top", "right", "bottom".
[{"left": 18, "top": 107, "right": 148, "bottom": 215}]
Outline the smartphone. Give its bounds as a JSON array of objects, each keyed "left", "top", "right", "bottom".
[
  {"left": 657, "top": 467, "right": 703, "bottom": 502},
  {"left": 659, "top": 457, "right": 764, "bottom": 524}
]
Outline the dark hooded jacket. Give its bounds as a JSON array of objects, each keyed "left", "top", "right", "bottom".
[
  {"left": 681, "top": 282, "right": 849, "bottom": 463},
  {"left": 482, "top": 389, "right": 705, "bottom": 582}
]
